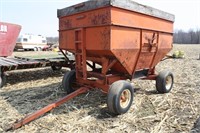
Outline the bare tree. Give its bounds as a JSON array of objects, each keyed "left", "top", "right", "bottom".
[
  {"left": 173, "top": 29, "right": 200, "bottom": 44},
  {"left": 46, "top": 37, "right": 59, "bottom": 44}
]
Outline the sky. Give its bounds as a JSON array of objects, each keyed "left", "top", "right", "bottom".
[{"left": 0, "top": 0, "right": 200, "bottom": 37}]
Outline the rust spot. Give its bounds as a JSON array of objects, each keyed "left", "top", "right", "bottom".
[
  {"left": 100, "top": 27, "right": 110, "bottom": 49},
  {"left": 144, "top": 33, "right": 156, "bottom": 45},
  {"left": 90, "top": 11, "right": 109, "bottom": 25},
  {"left": 143, "top": 32, "right": 157, "bottom": 52},
  {"left": 60, "top": 19, "right": 72, "bottom": 29}
]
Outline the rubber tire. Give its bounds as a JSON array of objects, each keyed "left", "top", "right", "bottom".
[
  {"left": 51, "top": 65, "right": 62, "bottom": 71},
  {"left": 156, "top": 70, "right": 174, "bottom": 93},
  {"left": 192, "top": 117, "right": 200, "bottom": 132},
  {"left": 0, "top": 73, "right": 6, "bottom": 88},
  {"left": 62, "top": 70, "right": 76, "bottom": 94},
  {"left": 107, "top": 80, "right": 134, "bottom": 115}
]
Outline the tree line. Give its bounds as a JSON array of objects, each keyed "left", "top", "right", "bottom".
[
  {"left": 173, "top": 29, "right": 200, "bottom": 44},
  {"left": 46, "top": 37, "right": 58, "bottom": 44}
]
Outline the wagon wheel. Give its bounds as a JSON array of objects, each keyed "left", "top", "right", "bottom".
[
  {"left": 156, "top": 70, "right": 174, "bottom": 93},
  {"left": 0, "top": 72, "right": 6, "bottom": 88},
  {"left": 62, "top": 70, "right": 76, "bottom": 94},
  {"left": 51, "top": 65, "right": 62, "bottom": 71},
  {"left": 107, "top": 80, "right": 134, "bottom": 115}
]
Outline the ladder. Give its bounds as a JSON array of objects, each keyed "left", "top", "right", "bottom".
[{"left": 74, "top": 28, "right": 87, "bottom": 79}]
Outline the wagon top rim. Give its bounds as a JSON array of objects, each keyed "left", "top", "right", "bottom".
[{"left": 57, "top": 0, "right": 175, "bottom": 22}]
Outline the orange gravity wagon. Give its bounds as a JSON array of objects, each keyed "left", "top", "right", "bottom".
[
  {"left": 58, "top": 0, "right": 175, "bottom": 114},
  {"left": 6, "top": 1, "right": 176, "bottom": 130}
]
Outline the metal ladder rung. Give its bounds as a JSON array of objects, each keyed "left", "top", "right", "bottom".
[
  {"left": 74, "top": 28, "right": 87, "bottom": 79},
  {"left": 75, "top": 28, "right": 82, "bottom": 32},
  {"left": 76, "top": 68, "right": 83, "bottom": 71},
  {"left": 75, "top": 41, "right": 82, "bottom": 43},
  {"left": 75, "top": 52, "right": 82, "bottom": 55}
]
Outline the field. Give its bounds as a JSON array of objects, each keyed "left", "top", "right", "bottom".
[{"left": 0, "top": 44, "right": 200, "bottom": 133}]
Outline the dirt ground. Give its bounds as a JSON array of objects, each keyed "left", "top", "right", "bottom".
[{"left": 0, "top": 44, "right": 200, "bottom": 133}]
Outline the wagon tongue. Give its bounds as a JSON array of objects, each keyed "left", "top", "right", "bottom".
[{"left": 5, "top": 87, "right": 89, "bottom": 131}]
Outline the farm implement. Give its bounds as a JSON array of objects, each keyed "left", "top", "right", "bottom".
[
  {"left": 0, "top": 54, "right": 75, "bottom": 88},
  {"left": 6, "top": 0, "right": 175, "bottom": 131}
]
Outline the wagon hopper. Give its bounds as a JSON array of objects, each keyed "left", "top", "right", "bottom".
[{"left": 58, "top": 0, "right": 175, "bottom": 114}]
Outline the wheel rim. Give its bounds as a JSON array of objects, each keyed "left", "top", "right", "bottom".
[
  {"left": 165, "top": 75, "right": 173, "bottom": 91},
  {"left": 120, "top": 89, "right": 131, "bottom": 109}
]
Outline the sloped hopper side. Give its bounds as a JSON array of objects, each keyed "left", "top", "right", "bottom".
[
  {"left": 58, "top": 0, "right": 174, "bottom": 76},
  {"left": 110, "top": 7, "right": 174, "bottom": 75},
  {"left": 0, "top": 22, "right": 21, "bottom": 57}
]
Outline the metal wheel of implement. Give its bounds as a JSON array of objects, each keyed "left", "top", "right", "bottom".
[
  {"left": 62, "top": 70, "right": 76, "bottom": 94},
  {"left": 33, "top": 47, "right": 38, "bottom": 51},
  {"left": 156, "top": 70, "right": 174, "bottom": 93},
  {"left": 0, "top": 72, "right": 6, "bottom": 88},
  {"left": 38, "top": 47, "right": 42, "bottom": 51},
  {"left": 107, "top": 80, "right": 134, "bottom": 115},
  {"left": 51, "top": 65, "right": 62, "bottom": 71}
]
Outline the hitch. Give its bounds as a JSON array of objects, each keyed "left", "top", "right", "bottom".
[{"left": 6, "top": 87, "right": 89, "bottom": 131}]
